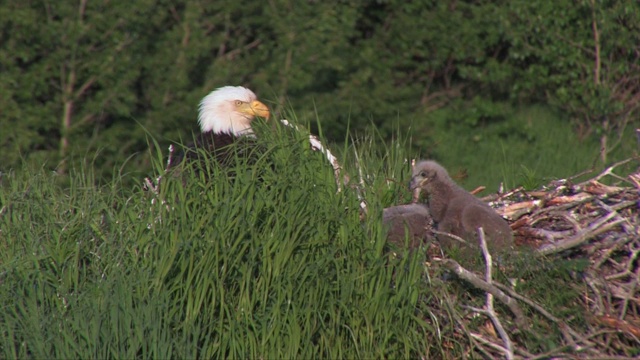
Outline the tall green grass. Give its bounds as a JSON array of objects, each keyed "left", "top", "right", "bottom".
[{"left": 0, "top": 124, "right": 453, "bottom": 358}]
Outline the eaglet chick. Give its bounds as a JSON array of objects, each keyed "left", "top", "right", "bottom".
[
  {"left": 382, "top": 203, "right": 434, "bottom": 249},
  {"left": 410, "top": 160, "right": 514, "bottom": 254}
]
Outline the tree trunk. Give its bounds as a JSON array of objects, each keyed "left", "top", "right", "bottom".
[
  {"left": 58, "top": 99, "right": 73, "bottom": 175},
  {"left": 599, "top": 134, "right": 607, "bottom": 165},
  {"left": 58, "top": 66, "right": 76, "bottom": 175}
]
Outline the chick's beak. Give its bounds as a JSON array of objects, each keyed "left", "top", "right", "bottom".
[
  {"left": 238, "top": 100, "right": 270, "bottom": 120},
  {"left": 409, "top": 176, "right": 430, "bottom": 191},
  {"left": 409, "top": 177, "right": 419, "bottom": 190}
]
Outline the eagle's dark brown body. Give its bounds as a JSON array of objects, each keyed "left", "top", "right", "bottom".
[
  {"left": 168, "top": 131, "right": 258, "bottom": 172},
  {"left": 165, "top": 85, "right": 270, "bottom": 174}
]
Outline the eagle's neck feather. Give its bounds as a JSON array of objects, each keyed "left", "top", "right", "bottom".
[{"left": 198, "top": 107, "right": 253, "bottom": 136}]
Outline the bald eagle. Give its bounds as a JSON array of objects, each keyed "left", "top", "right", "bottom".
[{"left": 168, "top": 86, "right": 270, "bottom": 170}]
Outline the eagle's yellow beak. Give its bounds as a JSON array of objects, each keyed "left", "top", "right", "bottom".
[{"left": 238, "top": 100, "right": 270, "bottom": 120}]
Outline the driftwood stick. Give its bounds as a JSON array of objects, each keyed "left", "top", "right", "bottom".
[
  {"left": 593, "top": 236, "right": 634, "bottom": 269},
  {"left": 586, "top": 274, "right": 640, "bottom": 305},
  {"left": 467, "top": 332, "right": 498, "bottom": 359},
  {"left": 481, "top": 186, "right": 528, "bottom": 203},
  {"left": 143, "top": 144, "right": 175, "bottom": 193},
  {"left": 279, "top": 119, "right": 348, "bottom": 191},
  {"left": 441, "top": 259, "right": 527, "bottom": 328},
  {"left": 544, "top": 192, "right": 594, "bottom": 206},
  {"left": 595, "top": 199, "right": 636, "bottom": 234},
  {"left": 593, "top": 314, "right": 640, "bottom": 340},
  {"left": 479, "top": 228, "right": 492, "bottom": 283},
  {"left": 352, "top": 148, "right": 368, "bottom": 213},
  {"left": 537, "top": 212, "right": 625, "bottom": 256},
  {"left": 468, "top": 332, "right": 513, "bottom": 358},
  {"left": 577, "top": 157, "right": 637, "bottom": 186},
  {"left": 582, "top": 180, "right": 625, "bottom": 195},
  {"left": 517, "top": 227, "right": 574, "bottom": 242},
  {"left": 609, "top": 199, "right": 640, "bottom": 212},
  {"left": 279, "top": 119, "right": 368, "bottom": 213},
  {"left": 431, "top": 230, "right": 468, "bottom": 245},
  {"left": 498, "top": 199, "right": 542, "bottom": 220},
  {"left": 557, "top": 212, "right": 583, "bottom": 231},
  {"left": 411, "top": 159, "right": 421, "bottom": 203},
  {"left": 629, "top": 172, "right": 640, "bottom": 189},
  {"left": 584, "top": 273, "right": 606, "bottom": 313},
  {"left": 478, "top": 228, "right": 515, "bottom": 360},
  {"left": 142, "top": 144, "right": 175, "bottom": 211},
  {"left": 619, "top": 265, "right": 640, "bottom": 320}
]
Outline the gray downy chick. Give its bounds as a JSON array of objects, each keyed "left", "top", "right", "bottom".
[
  {"left": 409, "top": 160, "right": 514, "bottom": 253},
  {"left": 382, "top": 203, "right": 434, "bottom": 249}
]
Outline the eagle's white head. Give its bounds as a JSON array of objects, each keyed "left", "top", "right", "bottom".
[{"left": 198, "top": 86, "right": 270, "bottom": 136}]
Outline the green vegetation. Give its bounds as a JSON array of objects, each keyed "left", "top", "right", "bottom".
[
  {"left": 1, "top": 0, "right": 638, "bottom": 182},
  {"left": 427, "top": 105, "right": 638, "bottom": 191},
  {"left": 0, "top": 129, "right": 608, "bottom": 358},
  {"left": 0, "top": 132, "right": 433, "bottom": 358}
]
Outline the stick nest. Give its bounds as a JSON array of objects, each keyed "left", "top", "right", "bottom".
[{"left": 450, "top": 157, "right": 640, "bottom": 358}]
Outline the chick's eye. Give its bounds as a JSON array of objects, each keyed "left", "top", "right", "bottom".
[{"left": 420, "top": 171, "right": 427, "bottom": 177}]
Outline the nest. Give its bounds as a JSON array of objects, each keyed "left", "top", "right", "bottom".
[{"left": 451, "top": 157, "right": 640, "bottom": 358}]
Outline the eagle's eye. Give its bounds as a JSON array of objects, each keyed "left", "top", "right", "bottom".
[{"left": 234, "top": 100, "right": 243, "bottom": 106}]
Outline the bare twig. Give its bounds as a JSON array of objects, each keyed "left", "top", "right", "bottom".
[
  {"left": 468, "top": 332, "right": 511, "bottom": 358},
  {"left": 279, "top": 119, "right": 348, "bottom": 190},
  {"left": 431, "top": 230, "right": 468, "bottom": 245},
  {"left": 279, "top": 119, "right": 366, "bottom": 213},
  {"left": 537, "top": 213, "right": 625, "bottom": 256},
  {"left": 498, "top": 199, "right": 543, "bottom": 220},
  {"left": 595, "top": 199, "right": 636, "bottom": 234},
  {"left": 619, "top": 265, "right": 640, "bottom": 320},
  {"left": 517, "top": 227, "right": 574, "bottom": 242},
  {"left": 478, "top": 227, "right": 515, "bottom": 360},
  {"left": 441, "top": 258, "right": 527, "bottom": 328},
  {"left": 411, "top": 159, "right": 421, "bottom": 203},
  {"left": 577, "top": 157, "right": 637, "bottom": 187},
  {"left": 352, "top": 147, "right": 368, "bottom": 214},
  {"left": 592, "top": 236, "right": 634, "bottom": 269},
  {"left": 142, "top": 145, "right": 174, "bottom": 221},
  {"left": 595, "top": 315, "right": 640, "bottom": 338}
]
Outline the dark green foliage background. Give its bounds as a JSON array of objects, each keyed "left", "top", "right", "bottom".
[{"left": 1, "top": 0, "right": 638, "bottom": 187}]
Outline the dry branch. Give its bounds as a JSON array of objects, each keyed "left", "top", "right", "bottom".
[
  {"left": 441, "top": 258, "right": 527, "bottom": 328},
  {"left": 279, "top": 119, "right": 348, "bottom": 190},
  {"left": 278, "top": 119, "right": 367, "bottom": 213},
  {"left": 477, "top": 227, "right": 515, "bottom": 359}
]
